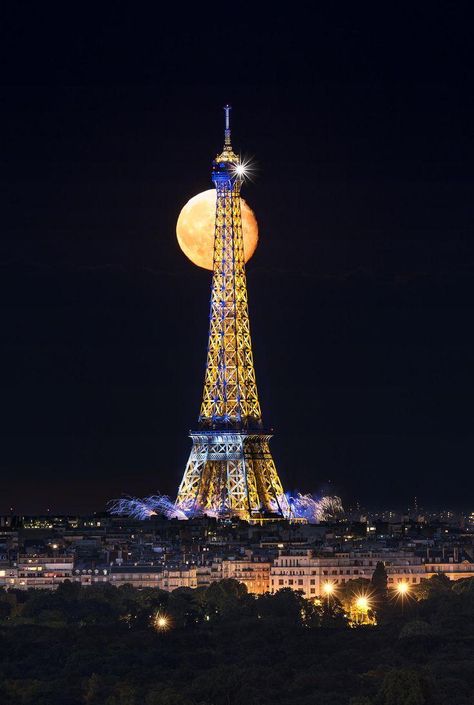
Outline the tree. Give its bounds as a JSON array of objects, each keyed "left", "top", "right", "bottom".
[
  {"left": 21, "top": 591, "right": 59, "bottom": 620},
  {"left": 414, "top": 573, "right": 452, "bottom": 601},
  {"left": 398, "top": 620, "right": 435, "bottom": 640},
  {"left": 83, "top": 674, "right": 104, "bottom": 705},
  {"left": 106, "top": 683, "right": 137, "bottom": 705},
  {"left": 321, "top": 595, "right": 348, "bottom": 628},
  {"left": 168, "top": 587, "right": 204, "bottom": 627},
  {"left": 379, "top": 669, "right": 425, "bottom": 705},
  {"left": 128, "top": 586, "right": 169, "bottom": 628},
  {"left": 56, "top": 579, "right": 82, "bottom": 601},
  {"left": 451, "top": 576, "right": 474, "bottom": 596},
  {"left": 371, "top": 562, "right": 388, "bottom": 601},
  {"left": 0, "top": 600, "right": 12, "bottom": 619},
  {"left": 145, "top": 688, "right": 193, "bottom": 705},
  {"left": 202, "top": 579, "right": 247, "bottom": 619},
  {"left": 370, "top": 561, "right": 393, "bottom": 623},
  {"left": 257, "top": 588, "right": 308, "bottom": 625}
]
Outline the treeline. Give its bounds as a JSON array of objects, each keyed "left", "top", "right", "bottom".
[{"left": 0, "top": 572, "right": 473, "bottom": 705}]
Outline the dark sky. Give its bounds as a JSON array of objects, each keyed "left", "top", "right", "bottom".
[{"left": 1, "top": 6, "right": 473, "bottom": 513}]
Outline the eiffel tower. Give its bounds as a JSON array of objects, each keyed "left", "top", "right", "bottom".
[{"left": 176, "top": 106, "right": 289, "bottom": 522}]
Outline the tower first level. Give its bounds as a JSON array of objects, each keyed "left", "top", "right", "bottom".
[{"left": 177, "top": 431, "right": 287, "bottom": 520}]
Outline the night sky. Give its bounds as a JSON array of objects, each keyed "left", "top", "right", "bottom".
[{"left": 1, "top": 7, "right": 473, "bottom": 513}]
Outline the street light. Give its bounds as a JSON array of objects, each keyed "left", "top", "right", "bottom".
[
  {"left": 322, "top": 581, "right": 335, "bottom": 610},
  {"left": 355, "top": 595, "right": 369, "bottom": 611},
  {"left": 396, "top": 581, "right": 410, "bottom": 613},
  {"left": 351, "top": 593, "right": 373, "bottom": 625},
  {"left": 396, "top": 582, "right": 409, "bottom": 595},
  {"left": 153, "top": 612, "right": 171, "bottom": 632}
]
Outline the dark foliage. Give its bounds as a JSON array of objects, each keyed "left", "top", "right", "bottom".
[{"left": 0, "top": 578, "right": 473, "bottom": 704}]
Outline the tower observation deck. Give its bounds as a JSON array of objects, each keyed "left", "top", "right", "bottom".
[{"left": 176, "top": 106, "right": 289, "bottom": 522}]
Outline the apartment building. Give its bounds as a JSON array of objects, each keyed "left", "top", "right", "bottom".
[
  {"left": 221, "top": 559, "right": 271, "bottom": 594},
  {"left": 270, "top": 550, "right": 474, "bottom": 599},
  {"left": 1, "top": 554, "right": 74, "bottom": 589}
]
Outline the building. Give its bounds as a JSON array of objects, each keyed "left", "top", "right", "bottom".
[
  {"left": 162, "top": 566, "right": 198, "bottom": 591},
  {"left": 77, "top": 565, "right": 198, "bottom": 591},
  {"left": 221, "top": 558, "right": 271, "bottom": 594},
  {"left": 270, "top": 549, "right": 474, "bottom": 599},
  {"left": 2, "top": 554, "right": 74, "bottom": 589}
]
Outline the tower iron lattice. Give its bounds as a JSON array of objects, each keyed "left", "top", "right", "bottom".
[{"left": 176, "top": 106, "right": 289, "bottom": 522}]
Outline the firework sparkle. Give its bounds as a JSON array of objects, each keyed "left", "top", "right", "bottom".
[{"left": 108, "top": 491, "right": 343, "bottom": 523}]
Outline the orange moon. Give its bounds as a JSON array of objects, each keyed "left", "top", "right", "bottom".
[{"left": 176, "top": 189, "right": 259, "bottom": 270}]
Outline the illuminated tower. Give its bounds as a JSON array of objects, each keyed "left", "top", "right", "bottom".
[{"left": 176, "top": 106, "right": 289, "bottom": 521}]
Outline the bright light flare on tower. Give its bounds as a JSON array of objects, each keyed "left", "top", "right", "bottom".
[
  {"left": 231, "top": 157, "right": 255, "bottom": 182},
  {"left": 323, "top": 582, "right": 334, "bottom": 595},
  {"left": 396, "top": 582, "right": 409, "bottom": 595}
]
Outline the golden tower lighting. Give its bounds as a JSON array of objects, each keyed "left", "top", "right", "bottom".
[{"left": 175, "top": 106, "right": 288, "bottom": 522}]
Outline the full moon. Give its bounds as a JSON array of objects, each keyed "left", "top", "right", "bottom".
[{"left": 176, "top": 189, "right": 259, "bottom": 270}]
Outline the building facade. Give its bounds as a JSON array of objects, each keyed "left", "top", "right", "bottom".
[{"left": 270, "top": 550, "right": 474, "bottom": 599}]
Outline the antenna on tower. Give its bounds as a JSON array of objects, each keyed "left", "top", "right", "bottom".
[{"left": 224, "top": 104, "right": 232, "bottom": 147}]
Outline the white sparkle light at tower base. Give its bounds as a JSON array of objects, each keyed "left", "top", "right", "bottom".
[
  {"left": 107, "top": 495, "right": 188, "bottom": 521},
  {"left": 108, "top": 491, "right": 344, "bottom": 523},
  {"left": 285, "top": 493, "right": 344, "bottom": 523}
]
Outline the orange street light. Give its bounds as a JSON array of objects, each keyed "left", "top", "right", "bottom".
[
  {"left": 153, "top": 612, "right": 171, "bottom": 632},
  {"left": 396, "top": 581, "right": 409, "bottom": 595},
  {"left": 355, "top": 595, "right": 369, "bottom": 612},
  {"left": 395, "top": 581, "right": 410, "bottom": 613}
]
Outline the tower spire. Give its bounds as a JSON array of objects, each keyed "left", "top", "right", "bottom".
[
  {"left": 216, "top": 104, "right": 238, "bottom": 163},
  {"left": 224, "top": 104, "right": 232, "bottom": 147}
]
